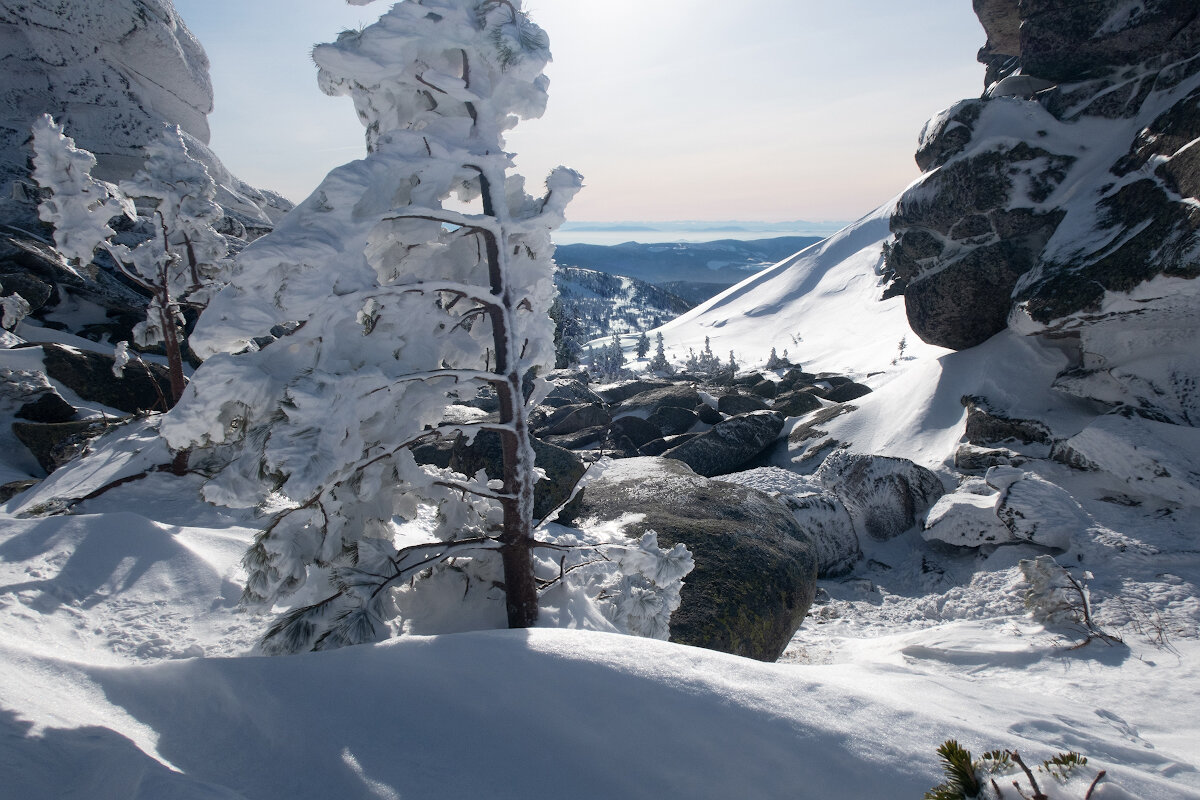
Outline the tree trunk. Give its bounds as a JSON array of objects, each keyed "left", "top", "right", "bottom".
[{"left": 481, "top": 170, "right": 539, "bottom": 628}]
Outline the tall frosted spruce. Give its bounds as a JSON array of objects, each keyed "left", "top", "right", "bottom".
[{"left": 162, "top": 0, "right": 580, "bottom": 651}]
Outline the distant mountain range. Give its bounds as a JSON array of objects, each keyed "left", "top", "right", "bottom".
[
  {"left": 554, "top": 236, "right": 822, "bottom": 297},
  {"left": 558, "top": 220, "right": 847, "bottom": 236}
]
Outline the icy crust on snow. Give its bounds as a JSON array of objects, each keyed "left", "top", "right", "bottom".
[{"left": 1, "top": 623, "right": 1196, "bottom": 800}]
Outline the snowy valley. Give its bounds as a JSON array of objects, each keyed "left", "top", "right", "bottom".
[{"left": 1, "top": 1, "right": 1199, "bottom": 799}]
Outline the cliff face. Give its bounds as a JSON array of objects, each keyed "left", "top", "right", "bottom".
[
  {"left": 0, "top": 0, "right": 293, "bottom": 345},
  {"left": 0, "top": 0, "right": 288, "bottom": 232},
  {"left": 889, "top": 0, "right": 1200, "bottom": 427}
]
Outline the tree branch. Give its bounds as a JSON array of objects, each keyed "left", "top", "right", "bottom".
[{"left": 433, "top": 479, "right": 516, "bottom": 502}]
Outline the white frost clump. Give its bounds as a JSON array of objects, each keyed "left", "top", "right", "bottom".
[
  {"left": 546, "top": 523, "right": 694, "bottom": 641},
  {"left": 1019, "top": 555, "right": 1091, "bottom": 626},
  {"left": 0, "top": 282, "right": 30, "bottom": 331},
  {"left": 112, "top": 341, "right": 131, "bottom": 378},
  {"left": 31, "top": 114, "right": 135, "bottom": 268},
  {"left": 111, "top": 125, "right": 232, "bottom": 352},
  {"left": 607, "top": 531, "right": 694, "bottom": 639}
]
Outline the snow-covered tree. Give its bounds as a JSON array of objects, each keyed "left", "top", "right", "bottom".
[
  {"left": 33, "top": 118, "right": 231, "bottom": 409},
  {"left": 635, "top": 330, "right": 650, "bottom": 359},
  {"left": 110, "top": 125, "right": 231, "bottom": 405},
  {"left": 30, "top": 114, "right": 134, "bottom": 272},
  {"left": 161, "top": 0, "right": 581, "bottom": 651},
  {"left": 648, "top": 331, "right": 672, "bottom": 374}
]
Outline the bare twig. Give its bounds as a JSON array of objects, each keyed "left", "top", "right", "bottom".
[
  {"left": 1009, "top": 751, "right": 1047, "bottom": 800},
  {"left": 1085, "top": 770, "right": 1107, "bottom": 799}
]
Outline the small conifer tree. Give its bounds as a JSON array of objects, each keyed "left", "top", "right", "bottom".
[
  {"left": 635, "top": 330, "right": 650, "bottom": 359},
  {"left": 162, "top": 0, "right": 580, "bottom": 649}
]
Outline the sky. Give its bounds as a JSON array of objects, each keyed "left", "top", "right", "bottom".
[{"left": 174, "top": 0, "right": 988, "bottom": 223}]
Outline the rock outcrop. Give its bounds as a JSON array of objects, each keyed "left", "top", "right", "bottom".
[
  {"left": 0, "top": 0, "right": 289, "bottom": 232},
  {"left": 888, "top": 0, "right": 1200, "bottom": 456}
]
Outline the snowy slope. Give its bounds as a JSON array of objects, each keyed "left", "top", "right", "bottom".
[{"left": 655, "top": 202, "right": 948, "bottom": 379}]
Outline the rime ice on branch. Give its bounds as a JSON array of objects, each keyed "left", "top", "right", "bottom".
[
  {"left": 30, "top": 115, "right": 134, "bottom": 271},
  {"left": 161, "top": 0, "right": 581, "bottom": 651}
]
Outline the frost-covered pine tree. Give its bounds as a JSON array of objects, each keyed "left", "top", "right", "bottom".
[
  {"left": 31, "top": 114, "right": 135, "bottom": 272},
  {"left": 110, "top": 125, "right": 232, "bottom": 404},
  {"left": 33, "top": 119, "right": 231, "bottom": 407},
  {"left": 635, "top": 330, "right": 650, "bottom": 359},
  {"left": 161, "top": 0, "right": 580, "bottom": 651},
  {"left": 648, "top": 331, "right": 672, "bottom": 374}
]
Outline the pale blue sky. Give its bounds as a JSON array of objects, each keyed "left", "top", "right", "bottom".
[{"left": 174, "top": 0, "right": 987, "bottom": 222}]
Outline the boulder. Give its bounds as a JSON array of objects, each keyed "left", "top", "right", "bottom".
[
  {"left": 694, "top": 402, "right": 722, "bottom": 425},
  {"left": 640, "top": 434, "right": 697, "bottom": 457},
  {"left": 772, "top": 390, "right": 823, "bottom": 418},
  {"left": 923, "top": 491, "right": 1012, "bottom": 548},
  {"left": 11, "top": 419, "right": 111, "bottom": 473},
  {"left": 561, "top": 457, "right": 818, "bottom": 661},
  {"left": 962, "top": 395, "right": 1052, "bottom": 445},
  {"left": 815, "top": 450, "right": 945, "bottom": 540},
  {"left": 997, "top": 470, "right": 1088, "bottom": 549},
  {"left": 662, "top": 411, "right": 785, "bottom": 478},
  {"left": 536, "top": 403, "right": 611, "bottom": 436},
  {"left": 822, "top": 381, "right": 872, "bottom": 403},
  {"left": 541, "top": 377, "right": 604, "bottom": 409},
  {"left": 720, "top": 467, "right": 861, "bottom": 578},
  {"left": 953, "top": 443, "right": 1027, "bottom": 471},
  {"left": 617, "top": 384, "right": 702, "bottom": 415},
  {"left": 0, "top": 479, "right": 38, "bottom": 503},
  {"left": 717, "top": 392, "right": 770, "bottom": 416},
  {"left": 647, "top": 405, "right": 697, "bottom": 437},
  {"left": 15, "top": 390, "right": 76, "bottom": 423},
  {"left": 540, "top": 426, "right": 608, "bottom": 452},
  {"left": 608, "top": 415, "right": 661, "bottom": 448},
  {"left": 923, "top": 467, "right": 1087, "bottom": 550},
  {"left": 748, "top": 379, "right": 778, "bottom": 399},
  {"left": 778, "top": 368, "right": 818, "bottom": 390},
  {"left": 0, "top": 273, "right": 53, "bottom": 312},
  {"left": 1019, "top": 0, "right": 1200, "bottom": 83},
  {"left": 1051, "top": 413, "right": 1200, "bottom": 507},
  {"left": 420, "top": 432, "right": 586, "bottom": 522},
  {"left": 40, "top": 343, "right": 173, "bottom": 413},
  {"left": 596, "top": 379, "right": 672, "bottom": 403}
]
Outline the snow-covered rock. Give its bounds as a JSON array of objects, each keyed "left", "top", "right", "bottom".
[
  {"left": 720, "top": 466, "right": 860, "bottom": 577},
  {"left": 997, "top": 470, "right": 1089, "bottom": 549},
  {"left": 563, "top": 457, "right": 818, "bottom": 661},
  {"left": 1052, "top": 413, "right": 1200, "bottom": 507},
  {"left": 661, "top": 410, "right": 784, "bottom": 477},
  {"left": 815, "top": 450, "right": 945, "bottom": 540},
  {"left": 923, "top": 490, "right": 1012, "bottom": 547},
  {"left": 924, "top": 468, "right": 1087, "bottom": 551},
  {"left": 887, "top": 2, "right": 1200, "bottom": 428},
  {"left": 0, "top": 0, "right": 288, "bottom": 231}
]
